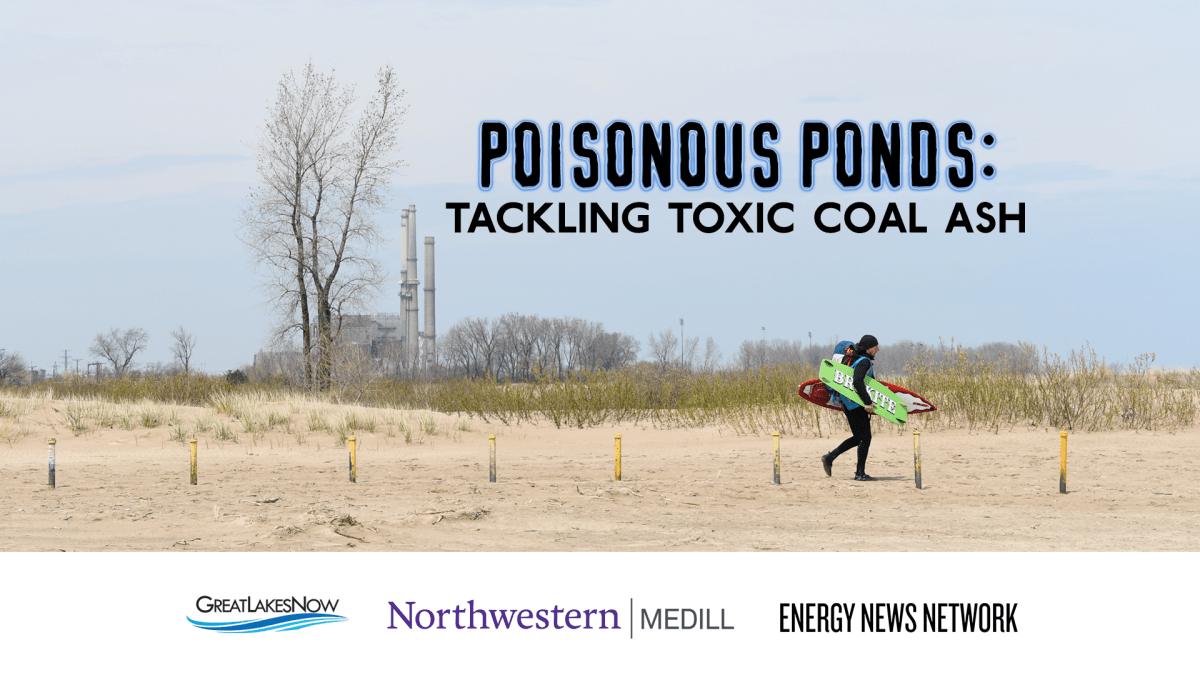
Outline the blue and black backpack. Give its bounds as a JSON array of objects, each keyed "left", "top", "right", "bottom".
[
  {"left": 829, "top": 340, "right": 873, "bottom": 409},
  {"left": 831, "top": 340, "right": 857, "bottom": 365}
]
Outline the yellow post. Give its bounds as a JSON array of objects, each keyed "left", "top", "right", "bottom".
[
  {"left": 1059, "top": 430, "right": 1068, "bottom": 494},
  {"left": 772, "top": 431, "right": 781, "bottom": 484},
  {"left": 614, "top": 434, "right": 622, "bottom": 482},
  {"left": 349, "top": 435, "right": 357, "bottom": 483},
  {"left": 190, "top": 438, "right": 198, "bottom": 485},
  {"left": 913, "top": 430, "right": 922, "bottom": 490},
  {"left": 489, "top": 434, "right": 497, "bottom": 483},
  {"left": 48, "top": 438, "right": 56, "bottom": 488}
]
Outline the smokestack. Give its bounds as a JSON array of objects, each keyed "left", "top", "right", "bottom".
[
  {"left": 405, "top": 205, "right": 420, "bottom": 372},
  {"left": 400, "top": 208, "right": 409, "bottom": 269},
  {"left": 406, "top": 205, "right": 418, "bottom": 288},
  {"left": 424, "top": 236, "right": 435, "bottom": 371},
  {"left": 398, "top": 208, "right": 410, "bottom": 368}
]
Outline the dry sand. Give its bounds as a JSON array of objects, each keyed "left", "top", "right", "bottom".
[{"left": 1, "top": 399, "right": 1197, "bottom": 552}]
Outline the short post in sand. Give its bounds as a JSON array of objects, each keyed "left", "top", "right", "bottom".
[
  {"left": 190, "top": 438, "right": 198, "bottom": 485},
  {"left": 48, "top": 438, "right": 56, "bottom": 488},
  {"left": 614, "top": 434, "right": 622, "bottom": 482},
  {"left": 489, "top": 434, "right": 497, "bottom": 483},
  {"left": 1059, "top": 430, "right": 1068, "bottom": 494},
  {"left": 772, "top": 431, "right": 780, "bottom": 485},
  {"left": 349, "top": 435, "right": 357, "bottom": 483},
  {"left": 913, "top": 430, "right": 922, "bottom": 490}
]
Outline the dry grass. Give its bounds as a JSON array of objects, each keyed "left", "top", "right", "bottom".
[
  {"left": 168, "top": 423, "right": 191, "bottom": 443},
  {"left": 211, "top": 419, "right": 238, "bottom": 443},
  {"left": 0, "top": 392, "right": 33, "bottom": 421},
  {"left": 902, "top": 344, "right": 1197, "bottom": 433},
  {"left": 4, "top": 345, "right": 1196, "bottom": 439}
]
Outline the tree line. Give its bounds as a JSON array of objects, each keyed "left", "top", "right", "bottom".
[
  {"left": 440, "top": 319, "right": 1035, "bottom": 382},
  {"left": 441, "top": 313, "right": 639, "bottom": 381},
  {"left": 1, "top": 326, "right": 197, "bottom": 384},
  {"left": 721, "top": 336, "right": 1035, "bottom": 378}
]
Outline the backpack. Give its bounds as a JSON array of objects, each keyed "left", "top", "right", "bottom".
[
  {"left": 828, "top": 340, "right": 860, "bottom": 408},
  {"left": 831, "top": 340, "right": 857, "bottom": 365}
]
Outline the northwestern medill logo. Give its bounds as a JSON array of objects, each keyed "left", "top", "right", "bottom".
[{"left": 187, "top": 596, "right": 346, "bottom": 633}]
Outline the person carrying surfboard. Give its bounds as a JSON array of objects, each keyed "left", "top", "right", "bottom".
[{"left": 821, "top": 335, "right": 880, "bottom": 481}]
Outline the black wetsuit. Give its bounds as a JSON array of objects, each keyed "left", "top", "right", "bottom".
[{"left": 828, "top": 354, "right": 875, "bottom": 476}]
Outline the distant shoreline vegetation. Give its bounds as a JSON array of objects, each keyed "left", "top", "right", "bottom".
[{"left": 4, "top": 341, "right": 1196, "bottom": 435}]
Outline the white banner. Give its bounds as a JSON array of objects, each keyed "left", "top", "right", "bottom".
[{"left": 2, "top": 552, "right": 1193, "bottom": 672}]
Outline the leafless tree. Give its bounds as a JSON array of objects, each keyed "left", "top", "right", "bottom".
[
  {"left": 646, "top": 328, "right": 680, "bottom": 372},
  {"left": 680, "top": 335, "right": 699, "bottom": 370},
  {"left": 169, "top": 326, "right": 197, "bottom": 374},
  {"left": 443, "top": 316, "right": 499, "bottom": 378},
  {"left": 588, "top": 331, "right": 639, "bottom": 370},
  {"left": 0, "top": 350, "right": 28, "bottom": 386},
  {"left": 441, "top": 314, "right": 639, "bottom": 380},
  {"left": 700, "top": 336, "right": 723, "bottom": 373},
  {"left": 89, "top": 328, "right": 149, "bottom": 377},
  {"left": 241, "top": 60, "right": 407, "bottom": 390}
]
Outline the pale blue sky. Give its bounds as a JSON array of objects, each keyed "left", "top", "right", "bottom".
[{"left": 3, "top": 1, "right": 1198, "bottom": 372}]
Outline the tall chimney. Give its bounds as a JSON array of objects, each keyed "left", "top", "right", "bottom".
[
  {"left": 398, "top": 208, "right": 410, "bottom": 369},
  {"left": 424, "top": 236, "right": 435, "bottom": 371},
  {"left": 405, "top": 205, "right": 420, "bottom": 372}
]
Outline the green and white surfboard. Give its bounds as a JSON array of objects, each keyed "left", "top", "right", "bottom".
[{"left": 818, "top": 359, "right": 909, "bottom": 425}]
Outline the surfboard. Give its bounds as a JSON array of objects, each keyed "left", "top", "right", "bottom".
[
  {"left": 818, "top": 359, "right": 909, "bottom": 425},
  {"left": 798, "top": 378, "right": 936, "bottom": 415},
  {"left": 801, "top": 360, "right": 936, "bottom": 425}
]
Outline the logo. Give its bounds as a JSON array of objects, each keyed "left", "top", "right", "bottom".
[
  {"left": 386, "top": 600, "right": 621, "bottom": 631},
  {"left": 639, "top": 607, "right": 734, "bottom": 631},
  {"left": 188, "top": 596, "right": 346, "bottom": 633}
]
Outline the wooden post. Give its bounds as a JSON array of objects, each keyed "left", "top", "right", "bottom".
[
  {"left": 1059, "top": 430, "right": 1068, "bottom": 494},
  {"left": 772, "top": 431, "right": 780, "bottom": 485},
  {"left": 614, "top": 434, "right": 622, "bottom": 482},
  {"left": 190, "top": 438, "right": 198, "bottom": 485},
  {"left": 913, "top": 430, "right": 922, "bottom": 490},
  {"left": 349, "top": 435, "right": 357, "bottom": 483},
  {"left": 48, "top": 438, "right": 56, "bottom": 488},
  {"left": 489, "top": 434, "right": 496, "bottom": 483}
]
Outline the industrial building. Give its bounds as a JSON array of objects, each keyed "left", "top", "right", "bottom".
[{"left": 253, "top": 204, "right": 435, "bottom": 379}]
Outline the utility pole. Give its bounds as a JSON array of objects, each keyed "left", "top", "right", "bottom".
[
  {"left": 63, "top": 350, "right": 69, "bottom": 377},
  {"left": 761, "top": 326, "right": 766, "bottom": 369},
  {"left": 679, "top": 318, "right": 684, "bottom": 368}
]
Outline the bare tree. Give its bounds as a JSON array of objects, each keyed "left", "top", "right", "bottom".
[
  {"left": 242, "top": 62, "right": 339, "bottom": 386},
  {"left": 443, "top": 316, "right": 499, "bottom": 378},
  {"left": 89, "top": 328, "right": 149, "bottom": 377},
  {"left": 169, "top": 326, "right": 197, "bottom": 374},
  {"left": 592, "top": 332, "right": 639, "bottom": 370},
  {"left": 442, "top": 314, "right": 638, "bottom": 380},
  {"left": 736, "top": 340, "right": 759, "bottom": 370},
  {"left": 0, "top": 350, "right": 28, "bottom": 386},
  {"left": 242, "top": 61, "right": 407, "bottom": 390},
  {"left": 646, "top": 328, "right": 680, "bottom": 371},
  {"left": 700, "top": 336, "right": 722, "bottom": 373},
  {"left": 681, "top": 335, "right": 699, "bottom": 370}
]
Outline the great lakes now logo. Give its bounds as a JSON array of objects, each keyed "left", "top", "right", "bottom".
[{"left": 187, "top": 596, "right": 347, "bottom": 633}]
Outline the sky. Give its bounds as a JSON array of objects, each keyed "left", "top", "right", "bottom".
[{"left": 3, "top": 1, "right": 1198, "bottom": 373}]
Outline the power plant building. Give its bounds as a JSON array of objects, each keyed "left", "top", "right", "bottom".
[{"left": 254, "top": 204, "right": 435, "bottom": 378}]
